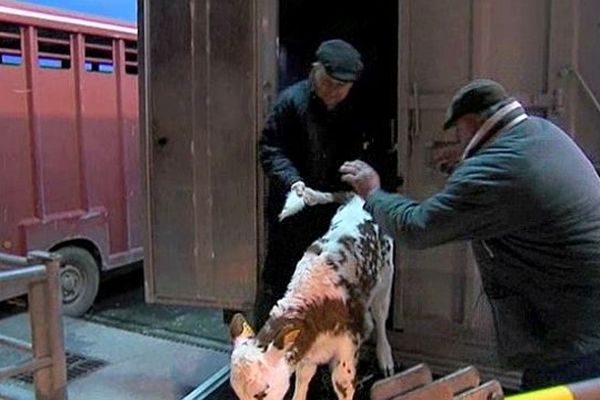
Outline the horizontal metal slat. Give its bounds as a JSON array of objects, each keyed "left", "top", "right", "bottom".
[
  {"left": 37, "top": 36, "right": 69, "bottom": 45},
  {"left": 85, "top": 42, "right": 112, "bottom": 51},
  {"left": 0, "top": 31, "right": 19, "bottom": 39},
  {"left": 0, "top": 334, "right": 32, "bottom": 353},
  {"left": 0, "top": 357, "right": 51, "bottom": 381},
  {"left": 85, "top": 56, "right": 113, "bottom": 63},
  {"left": 38, "top": 51, "right": 70, "bottom": 60},
  {"left": 0, "top": 47, "right": 21, "bottom": 55},
  {"left": 0, "top": 253, "right": 29, "bottom": 266},
  {"left": 0, "top": 264, "right": 46, "bottom": 284}
]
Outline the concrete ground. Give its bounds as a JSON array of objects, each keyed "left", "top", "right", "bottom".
[{"left": 0, "top": 313, "right": 230, "bottom": 400}]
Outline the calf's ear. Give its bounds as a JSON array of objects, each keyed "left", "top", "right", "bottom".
[
  {"left": 273, "top": 324, "right": 300, "bottom": 351},
  {"left": 230, "top": 313, "right": 255, "bottom": 343}
]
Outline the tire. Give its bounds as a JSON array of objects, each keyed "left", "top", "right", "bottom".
[{"left": 56, "top": 246, "right": 100, "bottom": 317}]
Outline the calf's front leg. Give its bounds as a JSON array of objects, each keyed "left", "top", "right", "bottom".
[
  {"left": 370, "top": 246, "right": 395, "bottom": 377},
  {"left": 292, "top": 362, "right": 317, "bottom": 400},
  {"left": 330, "top": 337, "right": 358, "bottom": 400}
]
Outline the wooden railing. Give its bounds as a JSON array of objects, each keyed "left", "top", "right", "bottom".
[{"left": 0, "top": 251, "right": 67, "bottom": 400}]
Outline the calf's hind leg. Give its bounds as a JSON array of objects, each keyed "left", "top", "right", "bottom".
[{"left": 370, "top": 241, "right": 395, "bottom": 376}]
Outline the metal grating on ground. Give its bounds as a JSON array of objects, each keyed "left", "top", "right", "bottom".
[{"left": 14, "top": 351, "right": 108, "bottom": 384}]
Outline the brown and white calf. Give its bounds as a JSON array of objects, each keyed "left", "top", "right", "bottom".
[{"left": 229, "top": 191, "right": 395, "bottom": 400}]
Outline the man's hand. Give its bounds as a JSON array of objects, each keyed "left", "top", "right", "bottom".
[
  {"left": 291, "top": 181, "right": 305, "bottom": 196},
  {"left": 290, "top": 181, "right": 329, "bottom": 206},
  {"left": 431, "top": 140, "right": 463, "bottom": 175},
  {"left": 339, "top": 160, "right": 381, "bottom": 200}
]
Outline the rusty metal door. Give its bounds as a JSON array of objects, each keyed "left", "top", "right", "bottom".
[
  {"left": 140, "top": 0, "right": 260, "bottom": 310},
  {"left": 560, "top": 0, "right": 600, "bottom": 166},
  {"left": 392, "top": 0, "right": 584, "bottom": 380}
]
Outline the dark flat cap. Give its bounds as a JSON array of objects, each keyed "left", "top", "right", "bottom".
[
  {"left": 443, "top": 79, "right": 509, "bottom": 130},
  {"left": 315, "top": 39, "right": 363, "bottom": 82}
]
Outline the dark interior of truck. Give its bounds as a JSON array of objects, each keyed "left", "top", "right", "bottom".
[{"left": 278, "top": 0, "right": 402, "bottom": 192}]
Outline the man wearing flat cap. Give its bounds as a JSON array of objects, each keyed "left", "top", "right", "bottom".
[
  {"left": 341, "top": 79, "right": 600, "bottom": 390},
  {"left": 256, "top": 39, "right": 366, "bottom": 327}
]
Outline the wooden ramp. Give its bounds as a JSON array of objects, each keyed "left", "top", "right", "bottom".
[{"left": 371, "top": 363, "right": 503, "bottom": 400}]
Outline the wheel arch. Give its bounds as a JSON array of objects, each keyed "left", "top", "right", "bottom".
[{"left": 49, "top": 238, "right": 103, "bottom": 271}]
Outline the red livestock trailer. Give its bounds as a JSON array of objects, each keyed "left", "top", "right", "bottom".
[{"left": 0, "top": 0, "right": 141, "bottom": 316}]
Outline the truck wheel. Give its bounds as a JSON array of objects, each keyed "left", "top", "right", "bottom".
[{"left": 56, "top": 246, "right": 100, "bottom": 317}]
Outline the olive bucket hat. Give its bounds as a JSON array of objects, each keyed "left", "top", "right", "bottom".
[{"left": 443, "top": 79, "right": 509, "bottom": 130}]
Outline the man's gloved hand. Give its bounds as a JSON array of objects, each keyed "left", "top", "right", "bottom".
[
  {"left": 290, "top": 181, "right": 325, "bottom": 206},
  {"left": 302, "top": 187, "right": 322, "bottom": 206},
  {"left": 291, "top": 181, "right": 306, "bottom": 196},
  {"left": 280, "top": 181, "right": 308, "bottom": 221},
  {"left": 279, "top": 181, "right": 339, "bottom": 221}
]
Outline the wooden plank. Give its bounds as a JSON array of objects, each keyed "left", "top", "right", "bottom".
[
  {"left": 435, "top": 366, "right": 480, "bottom": 394},
  {"left": 455, "top": 380, "right": 503, "bottom": 400},
  {"left": 391, "top": 366, "right": 480, "bottom": 400},
  {"left": 392, "top": 382, "right": 453, "bottom": 400},
  {"left": 371, "top": 363, "right": 433, "bottom": 400},
  {"left": 370, "top": 365, "right": 492, "bottom": 400}
]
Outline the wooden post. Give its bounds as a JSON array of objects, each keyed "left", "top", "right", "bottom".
[
  {"left": 46, "top": 257, "right": 67, "bottom": 399},
  {"left": 29, "top": 267, "right": 53, "bottom": 399},
  {"left": 28, "top": 252, "right": 67, "bottom": 400}
]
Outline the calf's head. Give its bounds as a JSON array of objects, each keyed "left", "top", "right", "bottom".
[{"left": 229, "top": 314, "right": 299, "bottom": 400}]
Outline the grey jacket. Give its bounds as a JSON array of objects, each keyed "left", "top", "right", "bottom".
[{"left": 366, "top": 116, "right": 600, "bottom": 366}]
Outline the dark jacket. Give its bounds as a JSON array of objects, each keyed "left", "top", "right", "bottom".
[
  {"left": 259, "top": 79, "right": 364, "bottom": 211},
  {"left": 365, "top": 117, "right": 600, "bottom": 366}
]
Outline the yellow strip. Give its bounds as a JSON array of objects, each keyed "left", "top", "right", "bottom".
[{"left": 506, "top": 386, "right": 574, "bottom": 400}]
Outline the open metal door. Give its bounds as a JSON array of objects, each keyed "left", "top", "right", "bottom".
[
  {"left": 392, "top": 0, "right": 587, "bottom": 386},
  {"left": 141, "top": 0, "right": 266, "bottom": 310},
  {"left": 558, "top": 0, "right": 600, "bottom": 165}
]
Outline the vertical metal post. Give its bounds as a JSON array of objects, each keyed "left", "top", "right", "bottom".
[
  {"left": 114, "top": 37, "right": 130, "bottom": 252},
  {"left": 23, "top": 25, "right": 46, "bottom": 219},
  {"left": 46, "top": 258, "right": 67, "bottom": 399},
  {"left": 28, "top": 253, "right": 67, "bottom": 400},
  {"left": 29, "top": 269, "right": 52, "bottom": 399},
  {"left": 73, "top": 32, "right": 89, "bottom": 211}
]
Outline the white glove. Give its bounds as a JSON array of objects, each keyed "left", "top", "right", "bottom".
[
  {"left": 302, "top": 187, "right": 320, "bottom": 206},
  {"left": 290, "top": 182, "right": 328, "bottom": 206},
  {"left": 291, "top": 181, "right": 305, "bottom": 196},
  {"left": 279, "top": 190, "right": 304, "bottom": 221}
]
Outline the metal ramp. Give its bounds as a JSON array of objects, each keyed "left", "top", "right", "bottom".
[{"left": 181, "top": 366, "right": 230, "bottom": 400}]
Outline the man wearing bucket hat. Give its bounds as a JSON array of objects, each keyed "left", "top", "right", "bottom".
[
  {"left": 256, "top": 39, "right": 366, "bottom": 328},
  {"left": 340, "top": 79, "right": 600, "bottom": 390}
]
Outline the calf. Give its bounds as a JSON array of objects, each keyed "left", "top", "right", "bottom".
[{"left": 229, "top": 191, "right": 395, "bottom": 400}]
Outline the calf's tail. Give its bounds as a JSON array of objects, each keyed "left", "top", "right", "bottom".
[{"left": 278, "top": 188, "right": 353, "bottom": 221}]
